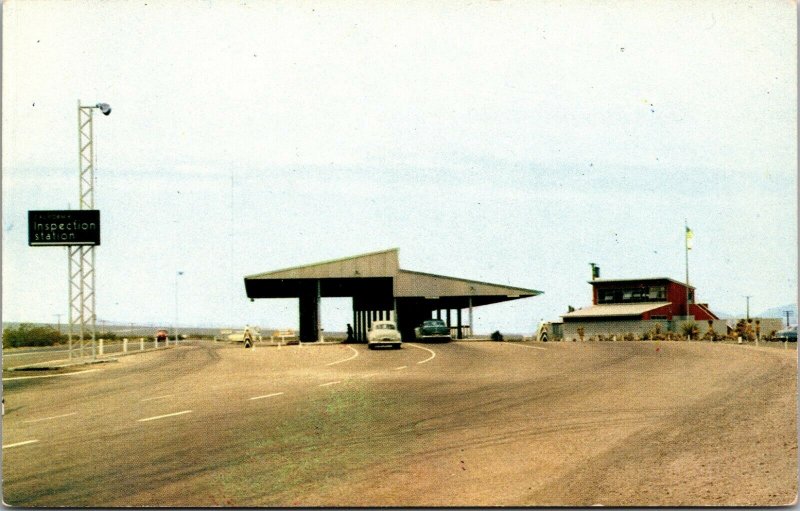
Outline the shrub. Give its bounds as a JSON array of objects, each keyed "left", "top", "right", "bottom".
[
  {"left": 680, "top": 321, "right": 700, "bottom": 340},
  {"left": 490, "top": 330, "right": 504, "bottom": 342},
  {"left": 623, "top": 333, "right": 635, "bottom": 342},
  {"left": 3, "top": 323, "right": 65, "bottom": 348}
]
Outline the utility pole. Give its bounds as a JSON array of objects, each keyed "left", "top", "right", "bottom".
[
  {"left": 785, "top": 310, "right": 793, "bottom": 327},
  {"left": 744, "top": 295, "right": 752, "bottom": 321}
]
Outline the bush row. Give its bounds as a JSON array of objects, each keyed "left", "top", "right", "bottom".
[
  {"left": 3, "top": 324, "right": 65, "bottom": 348},
  {"left": 2, "top": 324, "right": 127, "bottom": 348}
]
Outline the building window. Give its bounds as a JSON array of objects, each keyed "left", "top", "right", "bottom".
[{"left": 598, "top": 285, "right": 665, "bottom": 304}]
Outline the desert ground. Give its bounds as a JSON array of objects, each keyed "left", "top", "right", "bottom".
[{"left": 2, "top": 339, "right": 796, "bottom": 506}]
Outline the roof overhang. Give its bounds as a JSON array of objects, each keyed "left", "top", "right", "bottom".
[
  {"left": 588, "top": 278, "right": 695, "bottom": 289},
  {"left": 561, "top": 302, "right": 671, "bottom": 319},
  {"left": 244, "top": 248, "right": 542, "bottom": 307}
]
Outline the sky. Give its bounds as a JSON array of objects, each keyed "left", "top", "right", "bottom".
[{"left": 3, "top": 0, "right": 797, "bottom": 334}]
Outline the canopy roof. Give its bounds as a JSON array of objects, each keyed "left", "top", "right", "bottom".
[{"left": 244, "top": 248, "right": 542, "bottom": 307}]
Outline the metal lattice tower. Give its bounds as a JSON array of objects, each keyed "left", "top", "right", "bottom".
[{"left": 68, "top": 102, "right": 98, "bottom": 359}]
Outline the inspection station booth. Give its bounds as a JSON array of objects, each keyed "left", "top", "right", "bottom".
[{"left": 243, "top": 248, "right": 542, "bottom": 342}]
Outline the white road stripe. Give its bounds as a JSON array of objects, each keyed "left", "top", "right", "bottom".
[
  {"left": 405, "top": 343, "right": 437, "bottom": 363},
  {"left": 506, "top": 343, "right": 547, "bottom": 350},
  {"left": 393, "top": 366, "right": 408, "bottom": 370},
  {"left": 3, "top": 440, "right": 39, "bottom": 449},
  {"left": 249, "top": 392, "right": 285, "bottom": 401},
  {"left": 319, "top": 381, "right": 341, "bottom": 387},
  {"left": 137, "top": 410, "right": 192, "bottom": 422},
  {"left": 326, "top": 345, "right": 360, "bottom": 366},
  {"left": 140, "top": 394, "right": 174, "bottom": 402},
  {"left": 3, "top": 369, "right": 99, "bottom": 381},
  {"left": 23, "top": 412, "right": 77, "bottom": 423}
]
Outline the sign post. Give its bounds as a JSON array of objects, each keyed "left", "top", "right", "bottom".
[{"left": 27, "top": 100, "right": 111, "bottom": 361}]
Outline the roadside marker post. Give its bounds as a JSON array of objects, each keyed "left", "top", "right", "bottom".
[
  {"left": 140, "top": 338, "right": 144, "bottom": 351},
  {"left": 123, "top": 339, "right": 128, "bottom": 353},
  {"left": 99, "top": 339, "right": 104, "bottom": 356}
]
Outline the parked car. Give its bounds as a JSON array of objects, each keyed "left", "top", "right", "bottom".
[
  {"left": 367, "top": 320, "right": 402, "bottom": 349},
  {"left": 155, "top": 329, "right": 168, "bottom": 342},
  {"left": 414, "top": 319, "right": 452, "bottom": 342},
  {"left": 774, "top": 326, "right": 797, "bottom": 342}
]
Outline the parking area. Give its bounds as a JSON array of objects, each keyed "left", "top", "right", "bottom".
[{"left": 2, "top": 339, "right": 797, "bottom": 506}]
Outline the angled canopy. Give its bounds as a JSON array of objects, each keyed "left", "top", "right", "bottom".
[
  {"left": 244, "top": 248, "right": 542, "bottom": 342},
  {"left": 244, "top": 248, "right": 542, "bottom": 307}
]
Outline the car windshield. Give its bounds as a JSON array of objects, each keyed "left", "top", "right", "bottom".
[
  {"left": 424, "top": 320, "right": 445, "bottom": 327},
  {"left": 375, "top": 323, "right": 395, "bottom": 330}
]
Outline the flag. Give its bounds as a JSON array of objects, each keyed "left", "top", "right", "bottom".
[{"left": 685, "top": 226, "right": 693, "bottom": 250}]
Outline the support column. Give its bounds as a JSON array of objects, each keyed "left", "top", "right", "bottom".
[
  {"left": 457, "top": 308, "right": 463, "bottom": 339},
  {"left": 299, "top": 294, "right": 319, "bottom": 342}
]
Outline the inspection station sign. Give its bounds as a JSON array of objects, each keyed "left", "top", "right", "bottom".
[{"left": 28, "top": 210, "right": 101, "bottom": 246}]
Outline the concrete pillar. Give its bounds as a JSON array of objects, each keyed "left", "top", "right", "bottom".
[
  {"left": 457, "top": 308, "right": 463, "bottom": 339},
  {"left": 446, "top": 309, "right": 451, "bottom": 327},
  {"left": 299, "top": 294, "right": 319, "bottom": 342}
]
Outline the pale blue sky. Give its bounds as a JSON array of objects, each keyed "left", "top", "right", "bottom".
[{"left": 3, "top": 1, "right": 797, "bottom": 333}]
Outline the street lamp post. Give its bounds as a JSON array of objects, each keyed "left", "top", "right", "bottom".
[{"left": 174, "top": 271, "right": 184, "bottom": 345}]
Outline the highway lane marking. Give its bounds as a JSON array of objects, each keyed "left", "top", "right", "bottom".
[
  {"left": 249, "top": 392, "right": 285, "bottom": 401},
  {"left": 140, "top": 394, "right": 175, "bottom": 402},
  {"left": 405, "top": 343, "right": 437, "bottom": 363},
  {"left": 393, "top": 366, "right": 408, "bottom": 370},
  {"left": 137, "top": 410, "right": 193, "bottom": 422},
  {"left": 319, "top": 381, "right": 341, "bottom": 387},
  {"left": 23, "top": 412, "right": 77, "bottom": 423},
  {"left": 3, "top": 440, "right": 39, "bottom": 449},
  {"left": 326, "top": 345, "right": 360, "bottom": 366},
  {"left": 3, "top": 369, "right": 100, "bottom": 381},
  {"left": 506, "top": 343, "right": 547, "bottom": 350}
]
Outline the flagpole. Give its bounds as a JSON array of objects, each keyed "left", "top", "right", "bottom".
[{"left": 684, "top": 219, "right": 690, "bottom": 317}]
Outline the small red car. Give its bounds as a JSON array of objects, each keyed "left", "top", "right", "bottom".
[{"left": 156, "top": 329, "right": 168, "bottom": 342}]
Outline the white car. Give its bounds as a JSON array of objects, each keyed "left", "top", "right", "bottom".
[{"left": 367, "top": 320, "right": 402, "bottom": 349}]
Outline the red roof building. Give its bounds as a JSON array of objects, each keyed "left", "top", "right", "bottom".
[{"left": 559, "top": 277, "right": 721, "bottom": 340}]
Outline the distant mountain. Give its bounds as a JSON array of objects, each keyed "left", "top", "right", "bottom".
[
  {"left": 756, "top": 304, "right": 797, "bottom": 323},
  {"left": 710, "top": 304, "right": 796, "bottom": 323}
]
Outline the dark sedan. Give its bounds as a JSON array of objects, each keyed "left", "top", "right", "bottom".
[
  {"left": 774, "top": 326, "right": 797, "bottom": 342},
  {"left": 414, "top": 319, "right": 452, "bottom": 342}
]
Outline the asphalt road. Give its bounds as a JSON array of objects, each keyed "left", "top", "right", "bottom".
[{"left": 2, "top": 340, "right": 796, "bottom": 506}]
